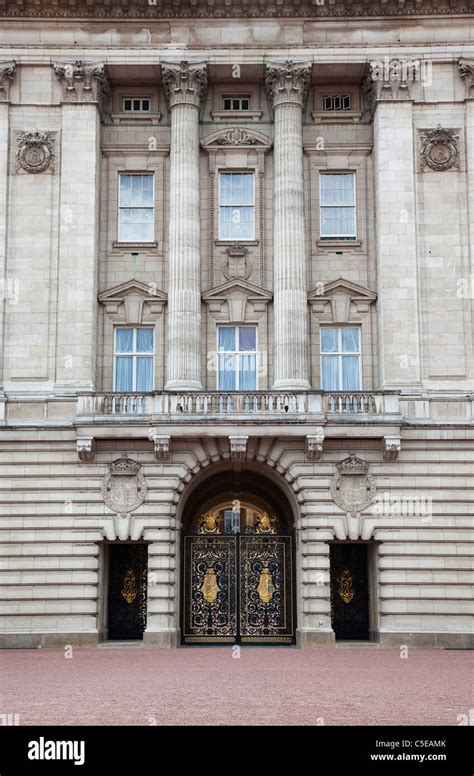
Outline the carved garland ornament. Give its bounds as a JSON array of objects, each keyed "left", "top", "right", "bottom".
[
  {"left": 330, "top": 452, "right": 376, "bottom": 517},
  {"left": 16, "top": 130, "right": 55, "bottom": 174},
  {"left": 419, "top": 125, "right": 460, "bottom": 172},
  {"left": 101, "top": 453, "right": 147, "bottom": 518}
]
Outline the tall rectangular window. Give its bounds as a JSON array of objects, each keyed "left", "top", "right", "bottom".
[
  {"left": 219, "top": 172, "right": 255, "bottom": 240},
  {"left": 118, "top": 173, "right": 154, "bottom": 242},
  {"left": 114, "top": 327, "right": 154, "bottom": 392},
  {"left": 320, "top": 172, "right": 356, "bottom": 239},
  {"left": 217, "top": 326, "right": 257, "bottom": 390},
  {"left": 320, "top": 327, "right": 361, "bottom": 391}
]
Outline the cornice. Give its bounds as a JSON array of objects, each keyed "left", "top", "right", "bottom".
[{"left": 0, "top": 0, "right": 471, "bottom": 19}]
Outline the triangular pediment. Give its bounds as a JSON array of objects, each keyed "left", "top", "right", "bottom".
[
  {"left": 98, "top": 279, "right": 167, "bottom": 303},
  {"left": 308, "top": 277, "right": 376, "bottom": 302},
  {"left": 203, "top": 279, "right": 273, "bottom": 302},
  {"left": 201, "top": 127, "right": 272, "bottom": 150}
]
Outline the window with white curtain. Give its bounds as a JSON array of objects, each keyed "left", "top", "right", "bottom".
[
  {"left": 320, "top": 327, "right": 361, "bottom": 391},
  {"left": 118, "top": 174, "right": 154, "bottom": 242},
  {"left": 219, "top": 172, "right": 255, "bottom": 240},
  {"left": 217, "top": 326, "right": 257, "bottom": 390},
  {"left": 320, "top": 172, "right": 356, "bottom": 239},
  {"left": 114, "top": 327, "right": 154, "bottom": 392}
]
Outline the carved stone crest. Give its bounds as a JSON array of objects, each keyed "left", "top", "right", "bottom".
[
  {"left": 330, "top": 452, "right": 376, "bottom": 517},
  {"left": 419, "top": 125, "right": 460, "bottom": 172},
  {"left": 16, "top": 130, "right": 55, "bottom": 174},
  {"left": 223, "top": 244, "right": 252, "bottom": 280},
  {"left": 101, "top": 454, "right": 147, "bottom": 517}
]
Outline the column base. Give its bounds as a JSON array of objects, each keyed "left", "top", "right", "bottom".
[
  {"left": 164, "top": 379, "right": 204, "bottom": 392},
  {"left": 296, "top": 629, "right": 336, "bottom": 648},
  {"left": 272, "top": 378, "right": 311, "bottom": 392}
]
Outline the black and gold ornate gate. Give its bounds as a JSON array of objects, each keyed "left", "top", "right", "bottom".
[
  {"left": 330, "top": 543, "right": 369, "bottom": 640},
  {"left": 107, "top": 543, "right": 148, "bottom": 640},
  {"left": 182, "top": 510, "right": 294, "bottom": 644}
]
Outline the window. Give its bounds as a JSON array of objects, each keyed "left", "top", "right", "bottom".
[
  {"left": 320, "top": 327, "right": 361, "bottom": 391},
  {"left": 118, "top": 174, "right": 154, "bottom": 242},
  {"left": 217, "top": 326, "right": 257, "bottom": 390},
  {"left": 219, "top": 172, "right": 255, "bottom": 240},
  {"left": 123, "top": 98, "right": 151, "bottom": 112},
  {"left": 320, "top": 172, "right": 356, "bottom": 239},
  {"left": 222, "top": 95, "right": 251, "bottom": 111},
  {"left": 322, "top": 94, "right": 352, "bottom": 112},
  {"left": 114, "top": 327, "right": 154, "bottom": 392}
]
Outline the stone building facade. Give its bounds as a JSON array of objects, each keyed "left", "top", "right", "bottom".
[{"left": 0, "top": 1, "right": 473, "bottom": 649}]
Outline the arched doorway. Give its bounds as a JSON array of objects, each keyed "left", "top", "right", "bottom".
[{"left": 181, "top": 467, "right": 296, "bottom": 645}]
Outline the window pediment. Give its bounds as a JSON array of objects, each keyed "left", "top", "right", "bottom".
[
  {"left": 308, "top": 277, "right": 376, "bottom": 323},
  {"left": 98, "top": 279, "right": 167, "bottom": 323},
  {"left": 201, "top": 127, "right": 272, "bottom": 151},
  {"left": 203, "top": 279, "right": 272, "bottom": 321}
]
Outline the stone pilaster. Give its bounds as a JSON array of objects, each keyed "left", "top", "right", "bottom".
[
  {"left": 265, "top": 60, "right": 311, "bottom": 391},
  {"left": 53, "top": 61, "right": 109, "bottom": 392},
  {"left": 459, "top": 60, "right": 474, "bottom": 316},
  {"left": 0, "top": 62, "right": 15, "bottom": 392},
  {"left": 162, "top": 61, "right": 207, "bottom": 391},
  {"left": 366, "top": 61, "right": 422, "bottom": 388}
]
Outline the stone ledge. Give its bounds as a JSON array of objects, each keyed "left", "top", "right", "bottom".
[
  {"left": 143, "top": 629, "right": 179, "bottom": 648},
  {"left": 0, "top": 632, "right": 99, "bottom": 649},
  {"left": 378, "top": 632, "right": 474, "bottom": 650}
]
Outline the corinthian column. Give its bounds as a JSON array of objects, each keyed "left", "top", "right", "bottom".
[
  {"left": 266, "top": 60, "right": 311, "bottom": 391},
  {"left": 162, "top": 61, "right": 207, "bottom": 391}
]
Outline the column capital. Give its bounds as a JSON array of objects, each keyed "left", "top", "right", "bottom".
[
  {"left": 362, "top": 58, "right": 413, "bottom": 118},
  {"left": 162, "top": 60, "right": 208, "bottom": 109},
  {"left": 0, "top": 60, "right": 16, "bottom": 101},
  {"left": 52, "top": 59, "right": 111, "bottom": 120},
  {"left": 265, "top": 60, "right": 311, "bottom": 109}
]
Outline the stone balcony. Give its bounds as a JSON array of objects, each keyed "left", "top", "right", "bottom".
[{"left": 76, "top": 390, "right": 400, "bottom": 422}]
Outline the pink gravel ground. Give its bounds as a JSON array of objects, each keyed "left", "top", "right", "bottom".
[{"left": 1, "top": 647, "right": 472, "bottom": 726}]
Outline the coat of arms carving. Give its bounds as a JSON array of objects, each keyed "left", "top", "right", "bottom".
[
  {"left": 419, "top": 125, "right": 460, "bottom": 172},
  {"left": 101, "top": 454, "right": 147, "bottom": 517},
  {"left": 16, "top": 130, "right": 55, "bottom": 174},
  {"left": 330, "top": 452, "right": 376, "bottom": 517}
]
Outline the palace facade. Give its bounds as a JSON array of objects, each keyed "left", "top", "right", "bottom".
[{"left": 0, "top": 0, "right": 473, "bottom": 648}]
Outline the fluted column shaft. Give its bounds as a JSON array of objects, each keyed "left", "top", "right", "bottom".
[
  {"left": 163, "top": 62, "right": 207, "bottom": 391},
  {"left": 266, "top": 61, "right": 311, "bottom": 391}
]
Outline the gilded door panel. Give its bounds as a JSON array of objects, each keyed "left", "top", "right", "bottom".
[
  {"left": 183, "top": 534, "right": 237, "bottom": 643},
  {"left": 239, "top": 535, "right": 294, "bottom": 644},
  {"left": 330, "top": 543, "right": 369, "bottom": 640},
  {"left": 107, "top": 543, "right": 148, "bottom": 640}
]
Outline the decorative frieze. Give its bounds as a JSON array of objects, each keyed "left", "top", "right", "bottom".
[
  {"left": 76, "top": 437, "right": 95, "bottom": 462},
  {"left": 305, "top": 431, "right": 325, "bottom": 461},
  {"left": 229, "top": 435, "right": 248, "bottom": 460},
  {"left": 419, "top": 125, "right": 460, "bottom": 172},
  {"left": 330, "top": 452, "right": 376, "bottom": 517},
  {"left": 53, "top": 60, "right": 111, "bottom": 120},
  {"left": 16, "top": 130, "right": 55, "bottom": 174},
  {"left": 162, "top": 60, "right": 208, "bottom": 108},
  {"left": 0, "top": 60, "right": 16, "bottom": 101},
  {"left": 382, "top": 436, "right": 401, "bottom": 462},
  {"left": 1, "top": 0, "right": 471, "bottom": 18}
]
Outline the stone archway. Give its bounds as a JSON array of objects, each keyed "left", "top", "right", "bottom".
[{"left": 178, "top": 464, "right": 297, "bottom": 645}]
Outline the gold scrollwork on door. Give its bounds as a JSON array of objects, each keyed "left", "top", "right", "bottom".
[
  {"left": 121, "top": 568, "right": 138, "bottom": 604},
  {"left": 257, "top": 565, "right": 275, "bottom": 604},
  {"left": 200, "top": 567, "right": 221, "bottom": 603},
  {"left": 338, "top": 568, "right": 355, "bottom": 604}
]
